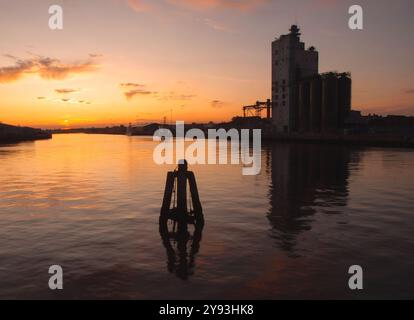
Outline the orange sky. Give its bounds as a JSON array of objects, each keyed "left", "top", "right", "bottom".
[{"left": 0, "top": 0, "right": 413, "bottom": 128}]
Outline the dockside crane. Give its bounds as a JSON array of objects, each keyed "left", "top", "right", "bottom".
[{"left": 243, "top": 99, "right": 272, "bottom": 119}]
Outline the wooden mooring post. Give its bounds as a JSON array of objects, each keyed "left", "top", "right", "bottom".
[{"left": 160, "top": 160, "right": 204, "bottom": 234}]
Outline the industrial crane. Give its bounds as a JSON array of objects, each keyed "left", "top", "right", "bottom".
[{"left": 243, "top": 99, "right": 272, "bottom": 119}]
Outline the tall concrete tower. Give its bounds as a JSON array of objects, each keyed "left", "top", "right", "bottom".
[{"left": 272, "top": 25, "right": 319, "bottom": 133}]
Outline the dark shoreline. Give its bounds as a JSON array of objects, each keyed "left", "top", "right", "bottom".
[
  {"left": 0, "top": 123, "right": 52, "bottom": 144},
  {"left": 51, "top": 130, "right": 414, "bottom": 149},
  {"left": 263, "top": 133, "right": 414, "bottom": 149}
]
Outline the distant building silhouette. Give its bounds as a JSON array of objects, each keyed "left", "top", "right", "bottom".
[{"left": 272, "top": 25, "right": 352, "bottom": 134}]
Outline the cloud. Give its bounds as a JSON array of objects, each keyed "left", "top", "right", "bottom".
[
  {"left": 55, "top": 88, "right": 80, "bottom": 94},
  {"left": 203, "top": 18, "right": 233, "bottom": 32},
  {"left": 0, "top": 55, "right": 98, "bottom": 83},
  {"left": 166, "top": 0, "right": 268, "bottom": 11},
  {"left": 3, "top": 54, "right": 19, "bottom": 60},
  {"left": 403, "top": 89, "right": 414, "bottom": 94},
  {"left": 36, "top": 57, "right": 98, "bottom": 80},
  {"left": 0, "top": 58, "right": 36, "bottom": 83},
  {"left": 36, "top": 96, "right": 91, "bottom": 105},
  {"left": 89, "top": 53, "right": 104, "bottom": 58},
  {"left": 123, "top": 0, "right": 262, "bottom": 33},
  {"left": 157, "top": 91, "right": 196, "bottom": 101},
  {"left": 119, "top": 83, "right": 195, "bottom": 102},
  {"left": 119, "top": 82, "right": 155, "bottom": 100},
  {"left": 120, "top": 82, "right": 146, "bottom": 88},
  {"left": 125, "top": 89, "right": 154, "bottom": 100},
  {"left": 211, "top": 100, "right": 225, "bottom": 108},
  {"left": 126, "top": 0, "right": 154, "bottom": 12},
  {"left": 125, "top": 0, "right": 268, "bottom": 13}
]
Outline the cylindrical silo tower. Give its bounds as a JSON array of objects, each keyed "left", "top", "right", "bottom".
[
  {"left": 310, "top": 75, "right": 322, "bottom": 133},
  {"left": 321, "top": 73, "right": 339, "bottom": 133},
  {"left": 338, "top": 73, "right": 352, "bottom": 130},
  {"left": 298, "top": 80, "right": 311, "bottom": 132}
]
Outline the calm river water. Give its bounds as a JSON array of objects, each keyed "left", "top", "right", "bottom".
[{"left": 0, "top": 134, "right": 414, "bottom": 299}]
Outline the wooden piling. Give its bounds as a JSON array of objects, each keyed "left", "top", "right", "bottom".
[{"left": 160, "top": 160, "right": 204, "bottom": 233}]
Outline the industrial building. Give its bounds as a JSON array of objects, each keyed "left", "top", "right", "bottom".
[
  {"left": 297, "top": 72, "right": 352, "bottom": 133},
  {"left": 271, "top": 25, "right": 352, "bottom": 134}
]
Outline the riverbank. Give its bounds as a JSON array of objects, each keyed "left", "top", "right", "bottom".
[
  {"left": 0, "top": 123, "right": 52, "bottom": 144},
  {"left": 264, "top": 132, "right": 414, "bottom": 148},
  {"left": 50, "top": 123, "right": 414, "bottom": 149}
]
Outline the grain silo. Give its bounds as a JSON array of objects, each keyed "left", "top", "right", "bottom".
[
  {"left": 298, "top": 80, "right": 311, "bottom": 132},
  {"left": 321, "top": 73, "right": 339, "bottom": 133},
  {"left": 310, "top": 75, "right": 322, "bottom": 132},
  {"left": 338, "top": 73, "right": 352, "bottom": 130}
]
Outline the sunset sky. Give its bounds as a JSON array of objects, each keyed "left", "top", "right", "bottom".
[{"left": 0, "top": 0, "right": 413, "bottom": 128}]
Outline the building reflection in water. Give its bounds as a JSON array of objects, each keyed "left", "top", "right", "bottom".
[
  {"left": 265, "top": 143, "right": 361, "bottom": 255},
  {"left": 159, "top": 221, "right": 203, "bottom": 280},
  {"left": 158, "top": 143, "right": 362, "bottom": 276}
]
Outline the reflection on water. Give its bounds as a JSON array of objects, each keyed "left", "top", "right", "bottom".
[
  {"left": 159, "top": 223, "right": 203, "bottom": 280},
  {"left": 266, "top": 144, "right": 355, "bottom": 255},
  {"left": 1, "top": 134, "right": 414, "bottom": 299}
]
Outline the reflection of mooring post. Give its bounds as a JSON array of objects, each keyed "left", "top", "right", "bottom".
[
  {"left": 176, "top": 161, "right": 188, "bottom": 233},
  {"left": 160, "top": 160, "right": 204, "bottom": 234}
]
